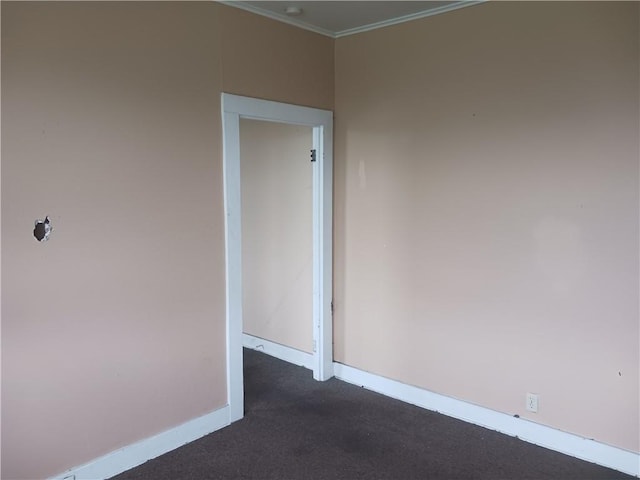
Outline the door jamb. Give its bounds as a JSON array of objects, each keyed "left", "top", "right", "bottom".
[{"left": 221, "top": 93, "right": 334, "bottom": 423}]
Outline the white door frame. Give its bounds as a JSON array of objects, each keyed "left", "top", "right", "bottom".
[{"left": 221, "top": 93, "right": 333, "bottom": 423}]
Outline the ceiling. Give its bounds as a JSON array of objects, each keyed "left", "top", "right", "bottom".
[{"left": 220, "top": 1, "right": 483, "bottom": 38}]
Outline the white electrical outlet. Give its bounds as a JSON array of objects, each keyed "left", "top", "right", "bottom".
[{"left": 526, "top": 392, "right": 539, "bottom": 413}]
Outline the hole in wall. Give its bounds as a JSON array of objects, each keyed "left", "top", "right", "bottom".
[{"left": 34, "top": 216, "right": 52, "bottom": 242}]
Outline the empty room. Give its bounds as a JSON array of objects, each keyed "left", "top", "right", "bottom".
[{"left": 2, "top": 1, "right": 638, "bottom": 479}]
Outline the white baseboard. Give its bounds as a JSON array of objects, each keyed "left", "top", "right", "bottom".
[
  {"left": 243, "top": 333, "right": 314, "bottom": 370},
  {"left": 49, "top": 406, "right": 230, "bottom": 480},
  {"left": 44, "top": 354, "right": 638, "bottom": 479},
  {"left": 333, "top": 362, "right": 640, "bottom": 478}
]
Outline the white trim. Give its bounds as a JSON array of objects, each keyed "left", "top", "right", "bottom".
[
  {"left": 217, "top": 1, "right": 485, "bottom": 39},
  {"left": 243, "top": 333, "right": 314, "bottom": 370},
  {"left": 221, "top": 93, "right": 334, "bottom": 423},
  {"left": 222, "top": 94, "right": 332, "bottom": 127},
  {"left": 222, "top": 106, "right": 244, "bottom": 424},
  {"left": 311, "top": 112, "right": 334, "bottom": 381},
  {"left": 49, "top": 407, "right": 230, "bottom": 480},
  {"left": 333, "top": 363, "right": 640, "bottom": 478},
  {"left": 334, "top": 1, "right": 486, "bottom": 38}
]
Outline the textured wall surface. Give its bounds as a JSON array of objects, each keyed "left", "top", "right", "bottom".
[
  {"left": 334, "top": 1, "right": 639, "bottom": 452},
  {"left": 219, "top": 5, "right": 334, "bottom": 111},
  {"left": 1, "top": 2, "right": 335, "bottom": 478}
]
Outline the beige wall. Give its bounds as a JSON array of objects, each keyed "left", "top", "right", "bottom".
[
  {"left": 334, "top": 1, "right": 639, "bottom": 453},
  {"left": 1, "top": 2, "right": 334, "bottom": 479},
  {"left": 240, "top": 119, "right": 313, "bottom": 353},
  {"left": 2, "top": 3, "right": 227, "bottom": 478},
  {"left": 219, "top": 4, "right": 334, "bottom": 111}
]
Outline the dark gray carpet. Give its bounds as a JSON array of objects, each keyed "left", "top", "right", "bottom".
[{"left": 113, "top": 348, "right": 634, "bottom": 479}]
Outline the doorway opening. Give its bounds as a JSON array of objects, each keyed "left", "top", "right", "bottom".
[
  {"left": 240, "top": 118, "right": 314, "bottom": 360},
  {"left": 221, "top": 93, "right": 333, "bottom": 423}
]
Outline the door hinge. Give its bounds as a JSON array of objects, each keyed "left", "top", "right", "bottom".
[
  {"left": 310, "top": 149, "right": 317, "bottom": 162},
  {"left": 331, "top": 300, "right": 334, "bottom": 316}
]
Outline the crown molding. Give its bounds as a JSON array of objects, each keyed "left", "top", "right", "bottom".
[
  {"left": 334, "top": 1, "right": 485, "bottom": 38},
  {"left": 217, "top": 1, "right": 486, "bottom": 39}
]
